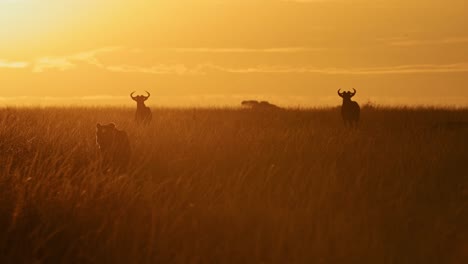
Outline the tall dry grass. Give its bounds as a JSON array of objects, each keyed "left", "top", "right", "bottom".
[{"left": 0, "top": 106, "right": 466, "bottom": 263}]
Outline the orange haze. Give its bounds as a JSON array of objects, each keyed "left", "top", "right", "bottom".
[{"left": 1, "top": 0, "right": 468, "bottom": 107}]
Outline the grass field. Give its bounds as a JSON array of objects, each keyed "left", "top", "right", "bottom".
[{"left": 0, "top": 106, "right": 466, "bottom": 263}]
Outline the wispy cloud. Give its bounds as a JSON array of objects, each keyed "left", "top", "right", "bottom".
[
  {"left": 167, "top": 47, "right": 324, "bottom": 53},
  {"left": 33, "top": 58, "right": 75, "bottom": 72},
  {"left": 100, "top": 62, "right": 468, "bottom": 75},
  {"left": 104, "top": 64, "right": 203, "bottom": 75},
  {"left": 204, "top": 63, "right": 468, "bottom": 75},
  {"left": 30, "top": 46, "right": 322, "bottom": 75},
  {"left": 31, "top": 47, "right": 203, "bottom": 75},
  {"left": 4, "top": 47, "right": 468, "bottom": 76},
  {"left": 388, "top": 37, "right": 468, "bottom": 47},
  {"left": 0, "top": 59, "right": 29, "bottom": 69},
  {"left": 33, "top": 47, "right": 122, "bottom": 72}
]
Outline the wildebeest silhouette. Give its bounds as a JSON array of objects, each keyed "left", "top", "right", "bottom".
[
  {"left": 241, "top": 100, "right": 280, "bottom": 110},
  {"left": 131, "top": 91, "right": 152, "bottom": 125},
  {"left": 338, "top": 88, "right": 360, "bottom": 127},
  {"left": 96, "top": 123, "right": 131, "bottom": 173}
]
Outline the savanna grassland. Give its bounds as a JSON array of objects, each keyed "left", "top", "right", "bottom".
[{"left": 0, "top": 106, "right": 466, "bottom": 263}]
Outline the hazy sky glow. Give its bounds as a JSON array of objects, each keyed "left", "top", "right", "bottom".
[{"left": 1, "top": 0, "right": 468, "bottom": 106}]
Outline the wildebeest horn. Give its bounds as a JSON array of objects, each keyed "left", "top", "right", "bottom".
[
  {"left": 338, "top": 89, "right": 344, "bottom": 97},
  {"left": 351, "top": 88, "right": 357, "bottom": 96},
  {"left": 145, "top": 91, "right": 151, "bottom": 100},
  {"left": 130, "top": 91, "right": 137, "bottom": 100}
]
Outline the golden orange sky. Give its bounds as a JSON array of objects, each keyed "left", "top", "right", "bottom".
[{"left": 1, "top": 0, "right": 468, "bottom": 107}]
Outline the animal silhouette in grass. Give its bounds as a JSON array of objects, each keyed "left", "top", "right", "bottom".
[
  {"left": 241, "top": 100, "right": 280, "bottom": 110},
  {"left": 131, "top": 91, "right": 152, "bottom": 125},
  {"left": 96, "top": 123, "right": 131, "bottom": 173},
  {"left": 338, "top": 88, "right": 360, "bottom": 127}
]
